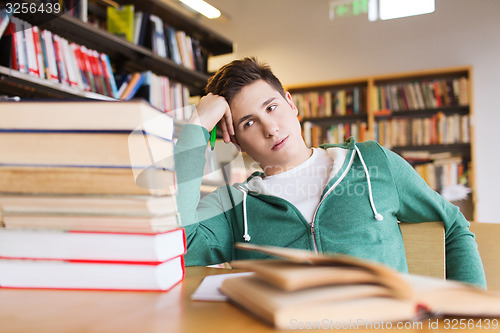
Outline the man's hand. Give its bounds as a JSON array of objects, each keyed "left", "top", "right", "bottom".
[{"left": 188, "top": 93, "right": 235, "bottom": 143}]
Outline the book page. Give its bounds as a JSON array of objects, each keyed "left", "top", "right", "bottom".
[
  {"left": 190, "top": 272, "right": 253, "bottom": 301},
  {"left": 234, "top": 243, "right": 413, "bottom": 299},
  {"left": 402, "top": 274, "right": 500, "bottom": 316}
]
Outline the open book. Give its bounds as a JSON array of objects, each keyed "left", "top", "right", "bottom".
[{"left": 220, "top": 243, "right": 500, "bottom": 330}]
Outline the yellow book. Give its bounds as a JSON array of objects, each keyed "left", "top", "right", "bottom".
[{"left": 107, "top": 5, "right": 135, "bottom": 43}]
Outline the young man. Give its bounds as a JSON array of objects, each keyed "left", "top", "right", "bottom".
[{"left": 174, "top": 57, "right": 486, "bottom": 288}]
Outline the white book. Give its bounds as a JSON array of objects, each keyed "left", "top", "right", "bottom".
[
  {"left": 0, "top": 228, "right": 185, "bottom": 262},
  {"left": 41, "top": 30, "right": 59, "bottom": 82},
  {"left": 0, "top": 255, "right": 184, "bottom": 291},
  {"left": 23, "top": 21, "right": 39, "bottom": 77}
]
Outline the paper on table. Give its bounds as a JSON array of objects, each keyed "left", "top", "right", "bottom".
[{"left": 191, "top": 272, "right": 254, "bottom": 301}]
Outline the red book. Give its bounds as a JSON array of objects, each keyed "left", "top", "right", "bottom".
[
  {"left": 71, "top": 43, "right": 90, "bottom": 91},
  {"left": 79, "top": 45, "right": 96, "bottom": 92},
  {"left": 433, "top": 81, "right": 443, "bottom": 108},
  {"left": 88, "top": 49, "right": 106, "bottom": 95},
  {"left": 31, "top": 26, "right": 45, "bottom": 80},
  {"left": 2, "top": 22, "right": 18, "bottom": 70}
]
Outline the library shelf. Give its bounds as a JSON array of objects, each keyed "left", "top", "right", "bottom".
[
  {"left": 0, "top": 65, "right": 115, "bottom": 100},
  {"left": 3, "top": 0, "right": 233, "bottom": 98}
]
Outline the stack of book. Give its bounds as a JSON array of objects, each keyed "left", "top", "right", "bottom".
[{"left": 0, "top": 100, "right": 186, "bottom": 291}]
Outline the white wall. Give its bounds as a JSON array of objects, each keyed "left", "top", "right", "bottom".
[{"left": 200, "top": 0, "right": 500, "bottom": 222}]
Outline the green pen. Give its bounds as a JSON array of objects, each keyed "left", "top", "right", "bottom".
[{"left": 210, "top": 127, "right": 217, "bottom": 151}]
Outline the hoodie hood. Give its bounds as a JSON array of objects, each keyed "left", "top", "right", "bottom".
[{"left": 233, "top": 137, "right": 384, "bottom": 243}]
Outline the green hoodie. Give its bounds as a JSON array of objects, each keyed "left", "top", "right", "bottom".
[{"left": 174, "top": 124, "right": 486, "bottom": 288}]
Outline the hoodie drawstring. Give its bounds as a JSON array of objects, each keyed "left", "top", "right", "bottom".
[
  {"left": 234, "top": 145, "right": 382, "bottom": 244},
  {"left": 354, "top": 145, "right": 384, "bottom": 221},
  {"left": 235, "top": 184, "right": 251, "bottom": 241}
]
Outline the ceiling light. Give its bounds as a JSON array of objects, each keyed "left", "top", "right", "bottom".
[
  {"left": 379, "top": 0, "right": 435, "bottom": 20},
  {"left": 178, "top": 0, "right": 221, "bottom": 19}
]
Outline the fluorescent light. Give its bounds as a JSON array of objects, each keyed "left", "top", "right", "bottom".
[
  {"left": 178, "top": 0, "right": 221, "bottom": 19},
  {"left": 379, "top": 0, "right": 435, "bottom": 20}
]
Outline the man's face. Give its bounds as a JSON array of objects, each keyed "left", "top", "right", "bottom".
[{"left": 230, "top": 80, "right": 311, "bottom": 175}]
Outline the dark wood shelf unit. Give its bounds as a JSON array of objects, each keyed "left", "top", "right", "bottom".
[
  {"left": 374, "top": 106, "right": 469, "bottom": 119},
  {"left": 8, "top": 0, "right": 233, "bottom": 97},
  {"left": 115, "top": 0, "right": 233, "bottom": 56},
  {"left": 15, "top": 12, "right": 210, "bottom": 94},
  {"left": 390, "top": 143, "right": 471, "bottom": 160},
  {"left": 301, "top": 113, "right": 368, "bottom": 125}
]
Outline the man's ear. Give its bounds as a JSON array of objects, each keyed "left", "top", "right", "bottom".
[
  {"left": 285, "top": 91, "right": 298, "bottom": 116},
  {"left": 230, "top": 134, "right": 245, "bottom": 153}
]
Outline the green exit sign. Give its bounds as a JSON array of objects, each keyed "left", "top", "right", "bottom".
[{"left": 330, "top": 0, "right": 368, "bottom": 19}]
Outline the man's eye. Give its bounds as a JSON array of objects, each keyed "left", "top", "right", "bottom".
[
  {"left": 267, "top": 105, "right": 276, "bottom": 112},
  {"left": 243, "top": 120, "right": 254, "bottom": 128}
]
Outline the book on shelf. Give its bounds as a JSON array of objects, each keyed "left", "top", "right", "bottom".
[
  {"left": 293, "top": 87, "right": 365, "bottom": 119},
  {"left": 411, "top": 156, "right": 467, "bottom": 192},
  {"left": 0, "top": 228, "right": 185, "bottom": 262},
  {"left": 374, "top": 113, "right": 470, "bottom": 148},
  {"left": 0, "top": 8, "right": 11, "bottom": 40},
  {"left": 119, "top": 71, "right": 145, "bottom": 100},
  {"left": 106, "top": 5, "right": 135, "bottom": 43},
  {"left": 149, "top": 14, "right": 168, "bottom": 58},
  {"left": 373, "top": 77, "right": 469, "bottom": 112},
  {"left": 1, "top": 16, "right": 118, "bottom": 98},
  {"left": 303, "top": 121, "right": 367, "bottom": 147},
  {"left": 61, "top": 0, "right": 88, "bottom": 22},
  {"left": 0, "top": 255, "right": 184, "bottom": 291},
  {"left": 0, "top": 16, "right": 15, "bottom": 70},
  {"left": 12, "top": 16, "right": 28, "bottom": 74},
  {"left": 220, "top": 243, "right": 500, "bottom": 330},
  {"left": 132, "top": 10, "right": 144, "bottom": 45}
]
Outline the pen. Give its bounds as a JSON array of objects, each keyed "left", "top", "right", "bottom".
[{"left": 210, "top": 127, "right": 217, "bottom": 151}]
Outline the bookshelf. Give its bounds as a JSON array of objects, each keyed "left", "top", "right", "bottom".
[
  {"left": 287, "top": 67, "right": 475, "bottom": 219},
  {"left": 0, "top": 0, "right": 233, "bottom": 99},
  {"left": 289, "top": 79, "right": 369, "bottom": 148}
]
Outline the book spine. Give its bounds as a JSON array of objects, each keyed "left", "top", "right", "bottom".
[
  {"left": 41, "top": 30, "right": 59, "bottom": 82},
  {"left": 31, "top": 26, "right": 45, "bottom": 80},
  {"left": 12, "top": 17, "right": 28, "bottom": 74}
]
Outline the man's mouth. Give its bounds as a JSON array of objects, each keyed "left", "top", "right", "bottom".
[{"left": 272, "top": 136, "right": 289, "bottom": 150}]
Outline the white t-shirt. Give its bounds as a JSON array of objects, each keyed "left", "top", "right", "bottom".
[{"left": 247, "top": 147, "right": 347, "bottom": 223}]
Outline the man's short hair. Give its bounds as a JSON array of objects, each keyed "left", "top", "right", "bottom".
[{"left": 205, "top": 57, "right": 286, "bottom": 105}]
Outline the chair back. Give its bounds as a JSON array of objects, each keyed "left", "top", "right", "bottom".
[
  {"left": 469, "top": 222, "right": 500, "bottom": 291},
  {"left": 399, "top": 222, "right": 445, "bottom": 279}
]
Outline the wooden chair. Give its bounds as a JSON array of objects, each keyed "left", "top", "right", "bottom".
[
  {"left": 399, "top": 222, "right": 446, "bottom": 279},
  {"left": 469, "top": 222, "right": 500, "bottom": 291}
]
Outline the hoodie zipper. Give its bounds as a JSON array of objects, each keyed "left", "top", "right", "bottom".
[{"left": 310, "top": 150, "right": 356, "bottom": 253}]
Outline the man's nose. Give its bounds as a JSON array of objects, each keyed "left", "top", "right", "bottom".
[{"left": 262, "top": 118, "right": 279, "bottom": 137}]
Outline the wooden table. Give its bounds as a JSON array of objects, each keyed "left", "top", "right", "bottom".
[{"left": 0, "top": 267, "right": 498, "bottom": 333}]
